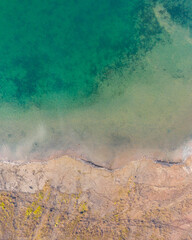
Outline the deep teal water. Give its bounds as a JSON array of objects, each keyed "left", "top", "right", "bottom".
[
  {"left": 0, "top": 0, "right": 159, "bottom": 105},
  {"left": 0, "top": 0, "right": 192, "bottom": 166}
]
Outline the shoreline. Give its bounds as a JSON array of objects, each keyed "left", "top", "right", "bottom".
[{"left": 0, "top": 145, "right": 186, "bottom": 168}]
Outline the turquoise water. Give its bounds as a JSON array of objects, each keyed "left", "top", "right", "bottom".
[{"left": 0, "top": 0, "right": 192, "bottom": 166}]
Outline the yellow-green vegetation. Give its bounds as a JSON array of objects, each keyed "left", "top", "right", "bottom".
[
  {"left": 0, "top": 193, "right": 14, "bottom": 219},
  {"left": 0, "top": 176, "right": 191, "bottom": 239},
  {"left": 0, "top": 202, "right": 5, "bottom": 210},
  {"left": 33, "top": 206, "right": 42, "bottom": 218},
  {"left": 78, "top": 202, "right": 88, "bottom": 214},
  {"left": 26, "top": 206, "right": 33, "bottom": 217},
  {"left": 24, "top": 182, "right": 52, "bottom": 222},
  {"left": 38, "top": 191, "right": 44, "bottom": 201},
  {"left": 55, "top": 216, "right": 61, "bottom": 227},
  {"left": 0, "top": 193, "right": 15, "bottom": 238},
  {"left": 25, "top": 202, "right": 43, "bottom": 220}
]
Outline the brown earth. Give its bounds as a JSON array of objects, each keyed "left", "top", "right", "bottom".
[{"left": 0, "top": 155, "right": 192, "bottom": 239}]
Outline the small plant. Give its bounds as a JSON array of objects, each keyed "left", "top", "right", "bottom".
[
  {"left": 78, "top": 202, "right": 88, "bottom": 213},
  {"left": 26, "top": 207, "right": 33, "bottom": 217},
  {"left": 0, "top": 202, "right": 5, "bottom": 210},
  {"left": 33, "top": 206, "right": 42, "bottom": 218}
]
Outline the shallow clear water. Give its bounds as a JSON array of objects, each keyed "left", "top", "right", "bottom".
[{"left": 0, "top": 0, "right": 192, "bottom": 167}]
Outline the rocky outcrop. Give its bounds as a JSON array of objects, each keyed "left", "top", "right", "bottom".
[{"left": 0, "top": 156, "right": 192, "bottom": 239}]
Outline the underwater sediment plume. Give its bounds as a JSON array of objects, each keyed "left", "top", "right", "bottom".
[{"left": 0, "top": 0, "right": 192, "bottom": 239}]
